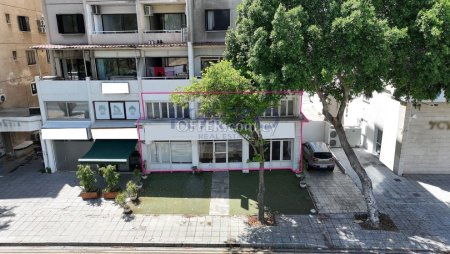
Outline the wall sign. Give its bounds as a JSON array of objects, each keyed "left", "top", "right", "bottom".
[
  {"left": 429, "top": 121, "right": 450, "bottom": 130},
  {"left": 94, "top": 101, "right": 110, "bottom": 120},
  {"left": 109, "top": 102, "right": 126, "bottom": 120},
  {"left": 125, "top": 101, "right": 140, "bottom": 120}
]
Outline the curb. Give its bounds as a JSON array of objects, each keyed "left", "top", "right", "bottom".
[{"left": 0, "top": 242, "right": 440, "bottom": 253}]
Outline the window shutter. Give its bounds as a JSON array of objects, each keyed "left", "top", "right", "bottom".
[{"left": 56, "top": 15, "right": 64, "bottom": 33}]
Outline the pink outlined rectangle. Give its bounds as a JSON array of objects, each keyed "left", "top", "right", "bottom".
[{"left": 136, "top": 90, "right": 306, "bottom": 174}]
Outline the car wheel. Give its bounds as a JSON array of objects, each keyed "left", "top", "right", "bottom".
[
  {"left": 304, "top": 160, "right": 310, "bottom": 171},
  {"left": 328, "top": 167, "right": 335, "bottom": 171}
]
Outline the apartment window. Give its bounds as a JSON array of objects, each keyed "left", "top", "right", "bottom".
[
  {"left": 147, "top": 102, "right": 189, "bottom": 119},
  {"left": 56, "top": 14, "right": 84, "bottom": 34},
  {"left": 46, "top": 101, "right": 90, "bottom": 120},
  {"left": 263, "top": 98, "right": 294, "bottom": 117},
  {"left": 199, "top": 140, "right": 242, "bottom": 163},
  {"left": 26, "top": 50, "right": 36, "bottom": 65},
  {"left": 102, "top": 14, "right": 137, "bottom": 32},
  {"left": 200, "top": 57, "right": 223, "bottom": 72},
  {"left": 45, "top": 50, "right": 50, "bottom": 63},
  {"left": 149, "top": 13, "right": 186, "bottom": 31},
  {"left": 151, "top": 141, "right": 192, "bottom": 163},
  {"left": 5, "top": 14, "right": 11, "bottom": 24},
  {"left": 145, "top": 57, "right": 188, "bottom": 78},
  {"left": 18, "top": 16, "right": 30, "bottom": 31},
  {"left": 205, "top": 9, "right": 230, "bottom": 31},
  {"left": 249, "top": 140, "right": 292, "bottom": 162},
  {"left": 12, "top": 51, "right": 17, "bottom": 61},
  {"left": 96, "top": 58, "right": 136, "bottom": 80}
]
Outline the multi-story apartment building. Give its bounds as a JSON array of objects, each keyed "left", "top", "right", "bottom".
[
  {"left": 0, "top": 0, "right": 51, "bottom": 158},
  {"left": 35, "top": 0, "right": 305, "bottom": 173}
]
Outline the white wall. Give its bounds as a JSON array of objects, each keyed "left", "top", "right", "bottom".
[{"left": 399, "top": 103, "right": 450, "bottom": 174}]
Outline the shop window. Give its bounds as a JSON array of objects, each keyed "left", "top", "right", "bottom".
[
  {"left": 249, "top": 140, "right": 292, "bottom": 162},
  {"left": 56, "top": 14, "right": 85, "bottom": 34},
  {"left": 18, "top": 16, "right": 30, "bottom": 31},
  {"left": 205, "top": 9, "right": 230, "bottom": 31},
  {"left": 26, "top": 50, "right": 36, "bottom": 65},
  {"left": 147, "top": 102, "right": 189, "bottom": 119},
  {"left": 96, "top": 58, "right": 136, "bottom": 80},
  {"left": 199, "top": 140, "right": 242, "bottom": 163},
  {"left": 151, "top": 141, "right": 192, "bottom": 163},
  {"left": 101, "top": 14, "right": 137, "bottom": 32},
  {"left": 46, "top": 101, "right": 90, "bottom": 120}
]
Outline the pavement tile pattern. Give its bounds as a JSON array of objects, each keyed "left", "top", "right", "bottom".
[{"left": 0, "top": 153, "right": 449, "bottom": 252}]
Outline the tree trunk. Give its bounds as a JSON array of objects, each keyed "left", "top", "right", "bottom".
[
  {"left": 257, "top": 142, "right": 265, "bottom": 224},
  {"left": 334, "top": 120, "right": 380, "bottom": 226}
]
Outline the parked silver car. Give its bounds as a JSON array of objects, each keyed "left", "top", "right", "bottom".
[{"left": 302, "top": 142, "right": 335, "bottom": 171}]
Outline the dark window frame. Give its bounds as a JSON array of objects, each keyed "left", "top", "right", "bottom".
[
  {"left": 17, "top": 16, "right": 30, "bottom": 31},
  {"left": 26, "top": 50, "right": 36, "bottom": 65},
  {"left": 56, "top": 14, "right": 85, "bottom": 34},
  {"left": 101, "top": 14, "right": 138, "bottom": 32},
  {"left": 205, "top": 9, "right": 230, "bottom": 31}
]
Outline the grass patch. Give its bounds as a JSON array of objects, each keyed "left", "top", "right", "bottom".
[
  {"left": 229, "top": 170, "right": 314, "bottom": 215},
  {"left": 130, "top": 172, "right": 212, "bottom": 215}
]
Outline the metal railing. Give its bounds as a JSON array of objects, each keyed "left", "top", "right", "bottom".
[
  {"left": 93, "top": 30, "right": 138, "bottom": 34},
  {"left": 144, "top": 29, "right": 182, "bottom": 33}
]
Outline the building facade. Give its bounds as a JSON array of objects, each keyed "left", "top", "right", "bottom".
[
  {"left": 0, "top": 0, "right": 51, "bottom": 158},
  {"left": 36, "top": 0, "right": 305, "bottom": 173}
]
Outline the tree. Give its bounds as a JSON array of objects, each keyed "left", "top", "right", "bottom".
[
  {"left": 372, "top": 0, "right": 450, "bottom": 101},
  {"left": 226, "top": 0, "right": 406, "bottom": 226},
  {"left": 171, "top": 61, "right": 282, "bottom": 224}
]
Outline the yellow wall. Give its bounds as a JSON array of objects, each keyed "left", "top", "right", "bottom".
[{"left": 0, "top": 0, "right": 51, "bottom": 109}]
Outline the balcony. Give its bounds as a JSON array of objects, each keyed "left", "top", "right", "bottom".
[
  {"left": 143, "top": 28, "right": 186, "bottom": 44},
  {"left": 90, "top": 31, "right": 140, "bottom": 44}
]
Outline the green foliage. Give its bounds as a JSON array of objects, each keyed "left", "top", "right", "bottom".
[
  {"left": 372, "top": 0, "right": 450, "bottom": 101},
  {"left": 100, "top": 165, "right": 120, "bottom": 192},
  {"left": 76, "top": 164, "right": 97, "bottom": 192},
  {"left": 115, "top": 191, "right": 128, "bottom": 208},
  {"left": 133, "top": 168, "right": 142, "bottom": 185},
  {"left": 126, "top": 181, "right": 138, "bottom": 197},
  {"left": 226, "top": 0, "right": 406, "bottom": 102},
  {"left": 172, "top": 61, "right": 278, "bottom": 147}
]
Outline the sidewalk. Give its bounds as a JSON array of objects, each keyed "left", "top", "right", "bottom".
[{"left": 0, "top": 157, "right": 449, "bottom": 252}]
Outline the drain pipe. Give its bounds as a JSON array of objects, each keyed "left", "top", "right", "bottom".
[{"left": 187, "top": 0, "right": 194, "bottom": 78}]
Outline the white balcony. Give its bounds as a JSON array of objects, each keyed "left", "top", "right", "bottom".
[
  {"left": 143, "top": 29, "right": 185, "bottom": 43},
  {"left": 90, "top": 31, "right": 140, "bottom": 44}
]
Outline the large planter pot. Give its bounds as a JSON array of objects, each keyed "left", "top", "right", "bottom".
[
  {"left": 103, "top": 192, "right": 119, "bottom": 199},
  {"left": 81, "top": 191, "right": 99, "bottom": 200}
]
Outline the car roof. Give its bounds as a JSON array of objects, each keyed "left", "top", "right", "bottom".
[{"left": 305, "top": 142, "right": 331, "bottom": 152}]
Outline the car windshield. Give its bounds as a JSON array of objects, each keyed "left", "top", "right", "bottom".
[{"left": 314, "top": 152, "right": 332, "bottom": 159}]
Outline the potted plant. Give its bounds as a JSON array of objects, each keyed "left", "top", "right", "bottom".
[
  {"left": 76, "top": 164, "right": 99, "bottom": 199},
  {"left": 100, "top": 165, "right": 120, "bottom": 199},
  {"left": 115, "top": 191, "right": 132, "bottom": 214},
  {"left": 126, "top": 180, "right": 138, "bottom": 202},
  {"left": 133, "top": 167, "right": 143, "bottom": 189}
]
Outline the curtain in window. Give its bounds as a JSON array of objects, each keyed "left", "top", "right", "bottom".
[
  {"left": 207, "top": 11, "right": 214, "bottom": 30},
  {"left": 164, "top": 14, "right": 182, "bottom": 30},
  {"left": 171, "top": 142, "right": 192, "bottom": 163},
  {"left": 151, "top": 142, "right": 171, "bottom": 163}
]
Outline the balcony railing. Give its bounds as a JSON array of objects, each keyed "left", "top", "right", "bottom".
[{"left": 93, "top": 30, "right": 138, "bottom": 34}]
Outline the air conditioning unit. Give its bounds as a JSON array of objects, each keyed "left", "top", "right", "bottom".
[
  {"left": 0, "top": 94, "right": 6, "bottom": 104},
  {"left": 325, "top": 123, "right": 340, "bottom": 147},
  {"left": 92, "top": 5, "right": 101, "bottom": 15},
  {"left": 324, "top": 122, "right": 362, "bottom": 148},
  {"left": 144, "top": 5, "right": 153, "bottom": 16}
]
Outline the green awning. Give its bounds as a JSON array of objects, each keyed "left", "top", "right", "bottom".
[{"left": 78, "top": 139, "right": 137, "bottom": 163}]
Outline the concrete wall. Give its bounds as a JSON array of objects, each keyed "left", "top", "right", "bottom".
[
  {"left": 399, "top": 103, "right": 450, "bottom": 174},
  {"left": 192, "top": 0, "right": 240, "bottom": 43},
  {"left": 0, "top": 0, "right": 51, "bottom": 109},
  {"left": 343, "top": 89, "right": 406, "bottom": 173}
]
